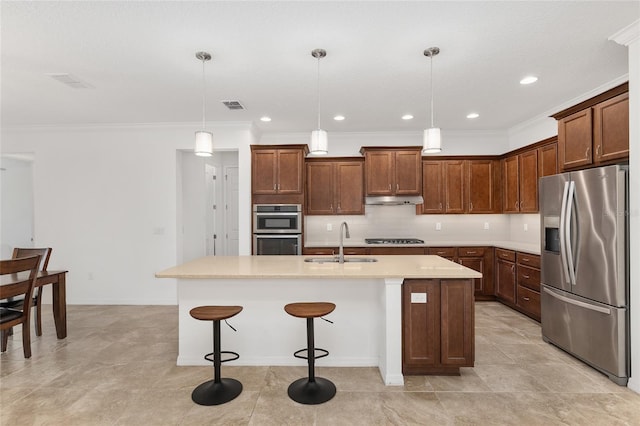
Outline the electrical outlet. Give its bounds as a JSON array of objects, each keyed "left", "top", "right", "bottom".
[
  {"left": 524, "top": 223, "right": 528, "bottom": 232},
  {"left": 484, "top": 222, "right": 490, "bottom": 230},
  {"left": 326, "top": 223, "right": 333, "bottom": 231},
  {"left": 435, "top": 222, "right": 442, "bottom": 231}
]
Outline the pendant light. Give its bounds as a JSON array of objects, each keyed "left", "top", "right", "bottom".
[
  {"left": 194, "top": 51, "right": 213, "bottom": 157},
  {"left": 423, "top": 47, "right": 442, "bottom": 154},
  {"left": 310, "top": 48, "right": 328, "bottom": 155}
]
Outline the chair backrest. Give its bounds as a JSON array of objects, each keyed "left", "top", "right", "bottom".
[
  {"left": 12, "top": 247, "right": 51, "bottom": 272},
  {"left": 0, "top": 255, "right": 41, "bottom": 314}
]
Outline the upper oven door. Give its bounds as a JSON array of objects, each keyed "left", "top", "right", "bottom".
[{"left": 253, "top": 204, "right": 302, "bottom": 234}]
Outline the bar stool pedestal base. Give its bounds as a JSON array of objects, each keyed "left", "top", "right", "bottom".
[
  {"left": 287, "top": 377, "right": 336, "bottom": 405},
  {"left": 192, "top": 378, "right": 243, "bottom": 406}
]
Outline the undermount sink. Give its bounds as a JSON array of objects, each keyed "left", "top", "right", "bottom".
[{"left": 304, "top": 257, "right": 378, "bottom": 263}]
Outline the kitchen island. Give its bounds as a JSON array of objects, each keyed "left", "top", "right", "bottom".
[{"left": 156, "top": 255, "right": 481, "bottom": 385}]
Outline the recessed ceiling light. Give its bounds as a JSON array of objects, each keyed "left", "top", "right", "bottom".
[
  {"left": 466, "top": 113, "right": 479, "bottom": 119},
  {"left": 402, "top": 114, "right": 414, "bottom": 120},
  {"left": 260, "top": 116, "right": 272, "bottom": 122},
  {"left": 333, "top": 115, "right": 345, "bottom": 121},
  {"left": 520, "top": 76, "right": 538, "bottom": 85}
]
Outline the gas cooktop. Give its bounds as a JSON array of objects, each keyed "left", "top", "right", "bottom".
[{"left": 365, "top": 238, "right": 425, "bottom": 245}]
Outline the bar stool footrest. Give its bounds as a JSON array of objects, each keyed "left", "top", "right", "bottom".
[
  {"left": 293, "top": 347, "right": 329, "bottom": 361},
  {"left": 192, "top": 378, "right": 243, "bottom": 406},
  {"left": 287, "top": 377, "right": 336, "bottom": 405},
  {"left": 204, "top": 350, "right": 240, "bottom": 364}
]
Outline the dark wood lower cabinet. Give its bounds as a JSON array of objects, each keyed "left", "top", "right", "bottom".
[{"left": 402, "top": 279, "right": 474, "bottom": 375}]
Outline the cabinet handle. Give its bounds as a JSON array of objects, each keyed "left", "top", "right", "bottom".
[
  {"left": 337, "top": 203, "right": 341, "bottom": 213},
  {"left": 467, "top": 251, "right": 477, "bottom": 254},
  {"left": 515, "top": 201, "right": 518, "bottom": 209},
  {"left": 439, "top": 203, "right": 442, "bottom": 210},
  {"left": 523, "top": 274, "right": 530, "bottom": 279},
  {"left": 522, "top": 257, "right": 529, "bottom": 262},
  {"left": 596, "top": 145, "right": 601, "bottom": 157},
  {"left": 388, "top": 184, "right": 392, "bottom": 191},
  {"left": 437, "top": 251, "right": 445, "bottom": 255},
  {"left": 585, "top": 147, "right": 590, "bottom": 158},
  {"left": 273, "top": 183, "right": 277, "bottom": 190},
  {"left": 523, "top": 296, "right": 530, "bottom": 301},
  {"left": 396, "top": 184, "right": 399, "bottom": 192},
  {"left": 511, "top": 265, "right": 515, "bottom": 272},
  {"left": 470, "top": 202, "right": 473, "bottom": 211}
]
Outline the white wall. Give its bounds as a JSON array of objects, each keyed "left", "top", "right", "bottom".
[
  {"left": 1, "top": 123, "right": 255, "bottom": 304},
  {"left": 261, "top": 130, "right": 509, "bottom": 157},
  {"left": 0, "top": 156, "right": 35, "bottom": 258}
]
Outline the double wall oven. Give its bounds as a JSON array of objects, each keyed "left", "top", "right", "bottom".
[{"left": 252, "top": 204, "right": 302, "bottom": 255}]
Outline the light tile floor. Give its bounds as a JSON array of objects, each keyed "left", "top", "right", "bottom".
[{"left": 1, "top": 302, "right": 639, "bottom": 425}]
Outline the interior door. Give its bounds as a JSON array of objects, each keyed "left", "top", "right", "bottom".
[
  {"left": 205, "top": 164, "right": 218, "bottom": 256},
  {"left": 224, "top": 166, "right": 239, "bottom": 256}
]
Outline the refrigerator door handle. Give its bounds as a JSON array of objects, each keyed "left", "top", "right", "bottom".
[
  {"left": 543, "top": 287, "right": 611, "bottom": 315},
  {"left": 559, "top": 181, "right": 571, "bottom": 283},
  {"left": 565, "top": 181, "right": 577, "bottom": 285}
]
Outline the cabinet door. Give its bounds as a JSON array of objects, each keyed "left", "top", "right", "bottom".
[
  {"left": 394, "top": 151, "right": 422, "bottom": 195},
  {"left": 502, "top": 156, "right": 519, "bottom": 213},
  {"left": 558, "top": 109, "right": 593, "bottom": 170},
  {"left": 421, "top": 161, "right": 445, "bottom": 214},
  {"left": 252, "top": 149, "right": 278, "bottom": 194},
  {"left": 444, "top": 160, "right": 465, "bottom": 213},
  {"left": 459, "top": 257, "right": 484, "bottom": 295},
  {"left": 518, "top": 149, "right": 538, "bottom": 213},
  {"left": 593, "top": 93, "right": 629, "bottom": 164},
  {"left": 440, "top": 279, "right": 474, "bottom": 366},
  {"left": 335, "top": 161, "right": 364, "bottom": 215},
  {"left": 538, "top": 143, "right": 558, "bottom": 177},
  {"left": 496, "top": 258, "right": 516, "bottom": 304},
  {"left": 276, "top": 149, "right": 304, "bottom": 194},
  {"left": 306, "top": 162, "right": 335, "bottom": 215},
  {"left": 365, "top": 151, "right": 394, "bottom": 195},
  {"left": 467, "top": 160, "right": 496, "bottom": 213},
  {"left": 402, "top": 280, "right": 439, "bottom": 367}
]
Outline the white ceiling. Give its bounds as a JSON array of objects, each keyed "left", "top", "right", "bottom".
[{"left": 1, "top": 1, "right": 638, "bottom": 134}]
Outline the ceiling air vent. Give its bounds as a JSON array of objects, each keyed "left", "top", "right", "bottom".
[
  {"left": 46, "top": 73, "right": 93, "bottom": 89},
  {"left": 221, "top": 100, "right": 245, "bottom": 110}
]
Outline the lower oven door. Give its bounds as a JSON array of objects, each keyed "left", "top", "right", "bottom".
[{"left": 253, "top": 234, "right": 302, "bottom": 255}]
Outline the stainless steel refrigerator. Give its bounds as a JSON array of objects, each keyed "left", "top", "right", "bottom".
[{"left": 539, "top": 165, "right": 629, "bottom": 385}]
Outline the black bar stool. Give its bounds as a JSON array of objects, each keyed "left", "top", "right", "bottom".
[
  {"left": 189, "top": 305, "right": 243, "bottom": 406},
  {"left": 284, "top": 302, "right": 336, "bottom": 404}
]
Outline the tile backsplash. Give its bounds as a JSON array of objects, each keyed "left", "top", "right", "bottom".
[{"left": 305, "top": 205, "right": 540, "bottom": 246}]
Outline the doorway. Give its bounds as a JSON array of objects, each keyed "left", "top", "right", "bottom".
[{"left": 0, "top": 154, "right": 35, "bottom": 258}]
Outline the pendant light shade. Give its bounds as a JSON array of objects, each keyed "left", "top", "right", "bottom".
[
  {"left": 195, "top": 131, "right": 213, "bottom": 157},
  {"left": 309, "top": 48, "right": 328, "bottom": 155},
  {"left": 194, "top": 51, "right": 213, "bottom": 157},
  {"left": 423, "top": 47, "right": 442, "bottom": 154},
  {"left": 423, "top": 127, "right": 441, "bottom": 153}
]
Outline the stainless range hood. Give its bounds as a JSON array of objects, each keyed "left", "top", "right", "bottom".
[{"left": 365, "top": 195, "right": 424, "bottom": 205}]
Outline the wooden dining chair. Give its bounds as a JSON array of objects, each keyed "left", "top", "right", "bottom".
[
  {"left": 1, "top": 255, "right": 41, "bottom": 358},
  {"left": 0, "top": 248, "right": 51, "bottom": 336}
]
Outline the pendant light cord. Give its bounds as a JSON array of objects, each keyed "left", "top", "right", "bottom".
[
  {"left": 429, "top": 54, "right": 434, "bottom": 128},
  {"left": 201, "top": 57, "right": 206, "bottom": 131},
  {"left": 316, "top": 56, "right": 321, "bottom": 131}
]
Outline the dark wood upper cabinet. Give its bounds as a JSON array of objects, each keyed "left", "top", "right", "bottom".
[
  {"left": 444, "top": 160, "right": 465, "bottom": 213},
  {"left": 251, "top": 145, "right": 308, "bottom": 195},
  {"left": 518, "top": 149, "right": 538, "bottom": 213},
  {"left": 306, "top": 158, "right": 364, "bottom": 215},
  {"left": 593, "top": 92, "right": 629, "bottom": 164},
  {"left": 421, "top": 161, "right": 445, "bottom": 214},
  {"left": 502, "top": 155, "right": 519, "bottom": 213},
  {"left": 538, "top": 142, "right": 558, "bottom": 178},
  {"left": 361, "top": 147, "right": 422, "bottom": 196},
  {"left": 467, "top": 159, "right": 499, "bottom": 213},
  {"left": 553, "top": 83, "right": 628, "bottom": 172}
]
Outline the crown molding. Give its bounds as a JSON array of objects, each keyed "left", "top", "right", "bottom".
[{"left": 609, "top": 19, "right": 640, "bottom": 46}]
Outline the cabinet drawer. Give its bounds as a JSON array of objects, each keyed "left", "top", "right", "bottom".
[
  {"left": 427, "top": 247, "right": 456, "bottom": 257},
  {"left": 303, "top": 247, "right": 335, "bottom": 255},
  {"left": 516, "top": 285, "right": 540, "bottom": 320},
  {"left": 517, "top": 265, "right": 540, "bottom": 291},
  {"left": 495, "top": 248, "right": 515, "bottom": 262},
  {"left": 458, "top": 247, "right": 486, "bottom": 257},
  {"left": 516, "top": 252, "right": 540, "bottom": 268}
]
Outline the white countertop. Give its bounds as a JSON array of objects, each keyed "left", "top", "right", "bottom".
[
  {"left": 304, "top": 240, "right": 541, "bottom": 255},
  {"left": 156, "top": 255, "right": 482, "bottom": 280}
]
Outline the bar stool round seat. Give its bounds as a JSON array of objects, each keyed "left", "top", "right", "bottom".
[
  {"left": 189, "top": 305, "right": 243, "bottom": 406},
  {"left": 284, "top": 302, "right": 336, "bottom": 405}
]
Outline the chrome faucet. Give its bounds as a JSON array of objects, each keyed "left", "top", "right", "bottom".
[{"left": 338, "top": 221, "right": 350, "bottom": 263}]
